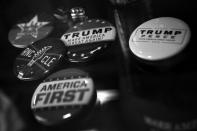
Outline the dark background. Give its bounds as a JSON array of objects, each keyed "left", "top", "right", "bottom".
[{"left": 0, "top": 0, "right": 196, "bottom": 131}]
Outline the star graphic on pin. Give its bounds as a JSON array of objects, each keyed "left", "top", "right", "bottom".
[{"left": 16, "top": 15, "right": 50, "bottom": 40}]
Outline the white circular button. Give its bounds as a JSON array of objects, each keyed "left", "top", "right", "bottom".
[{"left": 129, "top": 17, "right": 191, "bottom": 61}]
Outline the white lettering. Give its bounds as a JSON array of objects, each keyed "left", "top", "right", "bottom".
[
  {"left": 61, "top": 26, "right": 115, "bottom": 46},
  {"left": 40, "top": 56, "right": 56, "bottom": 67},
  {"left": 144, "top": 116, "right": 197, "bottom": 131},
  {"left": 21, "top": 48, "right": 35, "bottom": 57}
]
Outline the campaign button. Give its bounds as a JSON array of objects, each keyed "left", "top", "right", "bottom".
[
  {"left": 61, "top": 19, "right": 116, "bottom": 62},
  {"left": 129, "top": 17, "right": 191, "bottom": 61},
  {"left": 31, "top": 68, "right": 96, "bottom": 125},
  {"left": 13, "top": 38, "right": 66, "bottom": 81},
  {"left": 8, "top": 13, "right": 54, "bottom": 48}
]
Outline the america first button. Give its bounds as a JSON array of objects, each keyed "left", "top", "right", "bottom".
[
  {"left": 13, "top": 38, "right": 66, "bottom": 81},
  {"left": 8, "top": 13, "right": 54, "bottom": 48},
  {"left": 61, "top": 19, "right": 116, "bottom": 62},
  {"left": 129, "top": 17, "right": 191, "bottom": 61},
  {"left": 31, "top": 68, "right": 96, "bottom": 125}
]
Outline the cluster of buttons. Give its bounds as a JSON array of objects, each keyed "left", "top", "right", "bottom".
[
  {"left": 10, "top": 7, "right": 116, "bottom": 81},
  {"left": 8, "top": 7, "right": 116, "bottom": 127},
  {"left": 8, "top": 4, "right": 192, "bottom": 129}
]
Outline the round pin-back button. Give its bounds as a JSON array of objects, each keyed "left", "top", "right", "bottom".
[
  {"left": 129, "top": 17, "right": 191, "bottom": 61},
  {"left": 13, "top": 38, "right": 66, "bottom": 81},
  {"left": 8, "top": 13, "right": 54, "bottom": 48},
  {"left": 61, "top": 19, "right": 116, "bottom": 62},
  {"left": 31, "top": 68, "right": 96, "bottom": 126}
]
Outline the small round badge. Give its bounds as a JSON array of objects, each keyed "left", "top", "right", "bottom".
[
  {"left": 129, "top": 17, "right": 191, "bottom": 61},
  {"left": 8, "top": 13, "right": 54, "bottom": 48},
  {"left": 31, "top": 68, "right": 96, "bottom": 126},
  {"left": 13, "top": 38, "right": 66, "bottom": 81},
  {"left": 61, "top": 19, "right": 116, "bottom": 62}
]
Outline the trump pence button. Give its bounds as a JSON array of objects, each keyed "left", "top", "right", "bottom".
[
  {"left": 31, "top": 68, "right": 96, "bottom": 125},
  {"left": 129, "top": 17, "right": 191, "bottom": 61}
]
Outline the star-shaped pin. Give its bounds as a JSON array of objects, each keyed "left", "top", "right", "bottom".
[{"left": 16, "top": 15, "right": 50, "bottom": 40}]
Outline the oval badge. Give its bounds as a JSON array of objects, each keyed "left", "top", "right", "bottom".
[{"left": 61, "top": 19, "right": 116, "bottom": 62}]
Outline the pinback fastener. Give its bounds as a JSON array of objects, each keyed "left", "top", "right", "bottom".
[
  {"left": 128, "top": 17, "right": 191, "bottom": 71},
  {"left": 61, "top": 7, "right": 116, "bottom": 63},
  {"left": 69, "top": 7, "right": 88, "bottom": 26},
  {"left": 8, "top": 13, "right": 54, "bottom": 48},
  {"left": 70, "top": 7, "right": 87, "bottom": 20},
  {"left": 31, "top": 68, "right": 96, "bottom": 126},
  {"left": 13, "top": 38, "right": 66, "bottom": 81}
]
